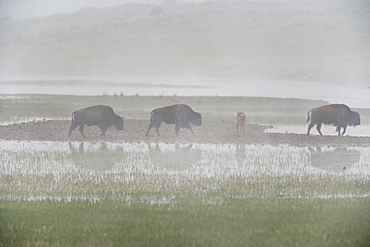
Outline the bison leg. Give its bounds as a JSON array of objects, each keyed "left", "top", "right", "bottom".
[
  {"left": 78, "top": 124, "right": 86, "bottom": 138},
  {"left": 175, "top": 123, "right": 194, "bottom": 136},
  {"left": 145, "top": 125, "right": 152, "bottom": 136},
  {"left": 69, "top": 122, "right": 79, "bottom": 137},
  {"left": 307, "top": 123, "right": 315, "bottom": 136},
  {"left": 146, "top": 124, "right": 154, "bottom": 136},
  {"left": 175, "top": 124, "right": 182, "bottom": 136},
  {"left": 146, "top": 121, "right": 161, "bottom": 136},
  {"left": 336, "top": 126, "right": 341, "bottom": 136},
  {"left": 155, "top": 123, "right": 161, "bottom": 136},
  {"left": 316, "top": 123, "right": 323, "bottom": 136},
  {"left": 183, "top": 122, "right": 195, "bottom": 135},
  {"left": 100, "top": 126, "right": 107, "bottom": 137}
]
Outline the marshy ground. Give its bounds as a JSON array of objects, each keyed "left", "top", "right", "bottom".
[
  {"left": 1, "top": 95, "right": 369, "bottom": 246},
  {"left": 1, "top": 118, "right": 369, "bottom": 147}
]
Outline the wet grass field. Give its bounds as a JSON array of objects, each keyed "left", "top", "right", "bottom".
[
  {"left": 1, "top": 140, "right": 369, "bottom": 246},
  {"left": 1, "top": 141, "right": 369, "bottom": 202},
  {"left": 1, "top": 95, "right": 370, "bottom": 246}
]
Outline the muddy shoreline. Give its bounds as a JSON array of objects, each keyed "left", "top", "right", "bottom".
[{"left": 0, "top": 119, "right": 369, "bottom": 147}]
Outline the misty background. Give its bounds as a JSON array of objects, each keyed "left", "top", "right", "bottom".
[{"left": 0, "top": 0, "right": 369, "bottom": 106}]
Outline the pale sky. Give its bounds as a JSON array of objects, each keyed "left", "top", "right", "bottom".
[{"left": 0, "top": 0, "right": 210, "bottom": 20}]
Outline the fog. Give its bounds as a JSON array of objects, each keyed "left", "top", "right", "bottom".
[
  {"left": 1, "top": 2, "right": 369, "bottom": 244},
  {"left": 0, "top": 0, "right": 369, "bottom": 107},
  {"left": 0, "top": 0, "right": 208, "bottom": 20}
]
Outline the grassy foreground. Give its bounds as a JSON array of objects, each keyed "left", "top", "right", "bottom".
[{"left": 1, "top": 198, "right": 369, "bottom": 246}]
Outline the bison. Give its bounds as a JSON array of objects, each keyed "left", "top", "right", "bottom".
[
  {"left": 146, "top": 104, "right": 202, "bottom": 136},
  {"left": 68, "top": 105, "right": 124, "bottom": 137},
  {"left": 235, "top": 111, "right": 247, "bottom": 134},
  {"left": 307, "top": 104, "right": 360, "bottom": 136}
]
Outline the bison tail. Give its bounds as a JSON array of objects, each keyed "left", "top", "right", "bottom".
[
  {"left": 307, "top": 110, "right": 312, "bottom": 123},
  {"left": 149, "top": 110, "right": 156, "bottom": 123}
]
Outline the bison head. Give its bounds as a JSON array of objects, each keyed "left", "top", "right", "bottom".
[
  {"left": 191, "top": 112, "right": 202, "bottom": 126},
  {"left": 115, "top": 116, "right": 124, "bottom": 131},
  {"left": 350, "top": 111, "right": 360, "bottom": 126}
]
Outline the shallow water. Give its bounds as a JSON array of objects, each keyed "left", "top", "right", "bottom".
[
  {"left": 1, "top": 141, "right": 369, "bottom": 203},
  {"left": 266, "top": 124, "right": 370, "bottom": 137}
]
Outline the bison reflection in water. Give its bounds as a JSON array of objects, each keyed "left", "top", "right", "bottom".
[
  {"left": 146, "top": 104, "right": 202, "bottom": 136},
  {"left": 69, "top": 105, "right": 124, "bottom": 138},
  {"left": 69, "top": 142, "right": 124, "bottom": 172},
  {"left": 307, "top": 104, "right": 360, "bottom": 136},
  {"left": 147, "top": 143, "right": 202, "bottom": 171},
  {"left": 309, "top": 147, "right": 360, "bottom": 172},
  {"left": 235, "top": 144, "right": 247, "bottom": 166}
]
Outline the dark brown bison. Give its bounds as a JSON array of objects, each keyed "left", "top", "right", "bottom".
[
  {"left": 68, "top": 105, "right": 124, "bottom": 137},
  {"left": 146, "top": 104, "right": 202, "bottom": 136},
  {"left": 307, "top": 104, "right": 360, "bottom": 136}
]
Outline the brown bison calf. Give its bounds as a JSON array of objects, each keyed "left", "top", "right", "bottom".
[
  {"left": 69, "top": 105, "right": 124, "bottom": 137},
  {"left": 236, "top": 111, "right": 247, "bottom": 134},
  {"left": 307, "top": 104, "right": 360, "bottom": 136}
]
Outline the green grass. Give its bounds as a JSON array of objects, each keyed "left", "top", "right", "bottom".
[
  {"left": 0, "top": 94, "right": 333, "bottom": 125},
  {"left": 1, "top": 198, "right": 369, "bottom": 246},
  {"left": 2, "top": 94, "right": 370, "bottom": 125}
]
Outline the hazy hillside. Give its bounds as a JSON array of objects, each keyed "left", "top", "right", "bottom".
[{"left": 1, "top": 0, "right": 369, "bottom": 84}]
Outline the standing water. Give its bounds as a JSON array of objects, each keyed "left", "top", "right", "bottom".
[{"left": 1, "top": 141, "right": 369, "bottom": 203}]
